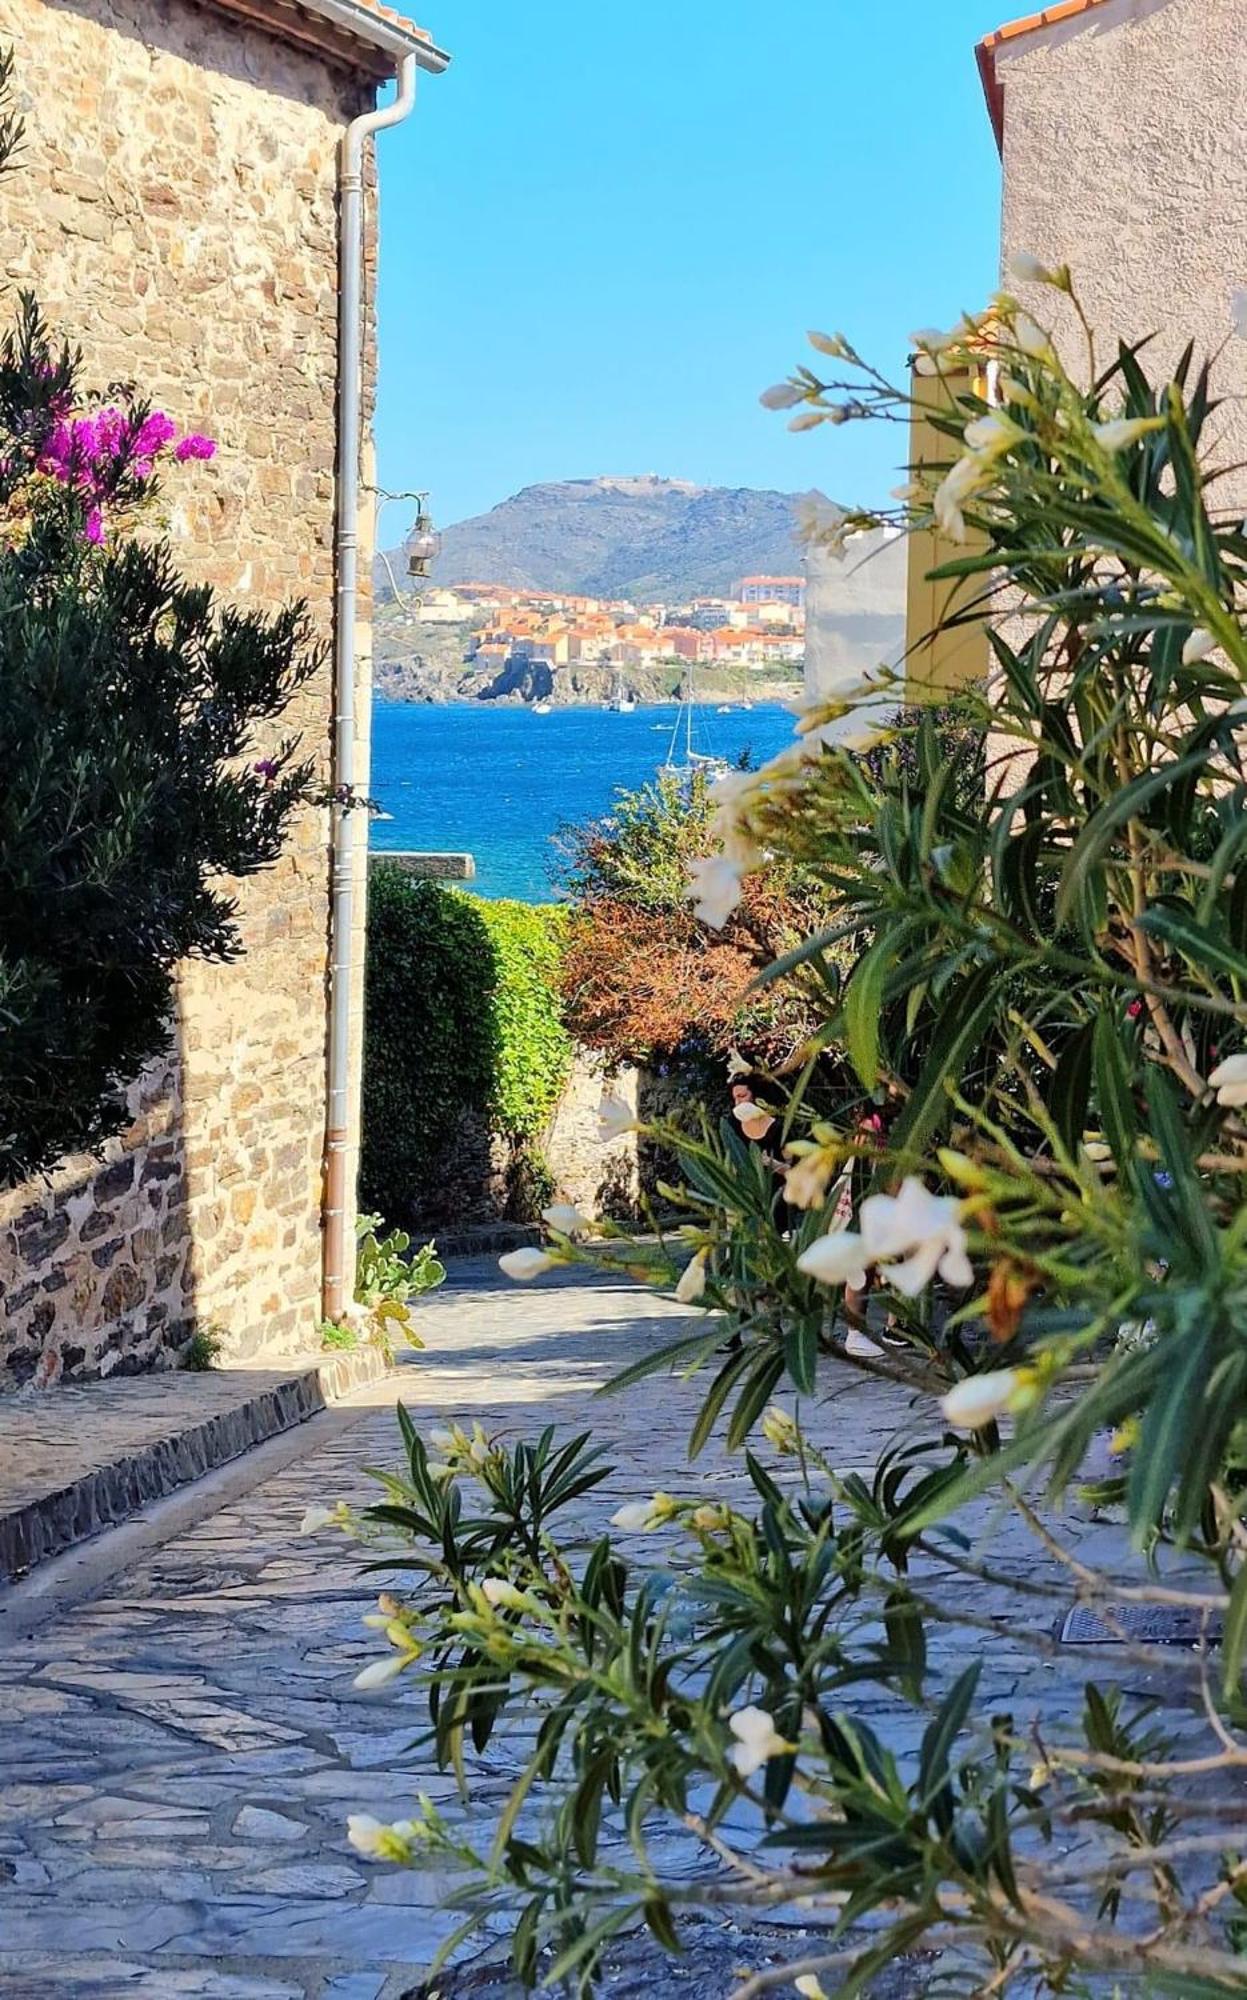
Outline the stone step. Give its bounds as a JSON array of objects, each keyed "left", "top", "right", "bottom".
[{"left": 0, "top": 1343, "right": 393, "bottom": 1584}]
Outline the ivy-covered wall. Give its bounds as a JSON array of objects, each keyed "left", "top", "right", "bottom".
[{"left": 361, "top": 871, "right": 576, "bottom": 1228}]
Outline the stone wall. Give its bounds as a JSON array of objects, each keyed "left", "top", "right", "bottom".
[
  {"left": 0, "top": 0, "right": 378, "bottom": 1384},
  {"left": 408, "top": 1051, "right": 651, "bottom": 1238}
]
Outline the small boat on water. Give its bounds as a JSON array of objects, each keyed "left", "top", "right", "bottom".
[
  {"left": 659, "top": 675, "right": 730, "bottom": 786},
  {"left": 532, "top": 700, "right": 552, "bottom": 715},
  {"left": 716, "top": 704, "right": 733, "bottom": 714},
  {"left": 609, "top": 674, "right": 636, "bottom": 714}
]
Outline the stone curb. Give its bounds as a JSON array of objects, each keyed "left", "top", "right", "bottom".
[
  {"left": 0, "top": 1342, "right": 393, "bottom": 1585},
  {"left": 435, "top": 1222, "right": 543, "bottom": 1258}
]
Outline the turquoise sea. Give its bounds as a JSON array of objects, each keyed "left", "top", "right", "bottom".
[{"left": 368, "top": 700, "right": 798, "bottom": 902}]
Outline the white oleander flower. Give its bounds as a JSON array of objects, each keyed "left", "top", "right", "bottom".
[
  {"left": 498, "top": 1247, "right": 556, "bottom": 1282},
  {"left": 808, "top": 330, "right": 848, "bottom": 358},
  {"left": 428, "top": 1426, "right": 458, "bottom": 1454},
  {"left": 610, "top": 1492, "right": 677, "bottom": 1533},
  {"left": 596, "top": 1092, "right": 636, "bottom": 1142},
  {"left": 1008, "top": 249, "right": 1058, "bottom": 285},
  {"left": 542, "top": 1202, "right": 587, "bottom": 1238},
  {"left": 1182, "top": 628, "right": 1217, "bottom": 665},
  {"left": 690, "top": 1504, "right": 731, "bottom": 1532},
  {"left": 1012, "top": 311, "right": 1049, "bottom": 357},
  {"left": 353, "top": 1654, "right": 407, "bottom": 1691},
  {"left": 794, "top": 1979, "right": 828, "bottom": 2000},
  {"left": 1210, "top": 1053, "right": 1247, "bottom": 1109},
  {"left": 963, "top": 412, "right": 1020, "bottom": 457},
  {"left": 346, "top": 1812, "right": 424, "bottom": 1862},
  {"left": 858, "top": 1177, "right": 973, "bottom": 1296},
  {"left": 466, "top": 1421, "right": 492, "bottom": 1467},
  {"left": 760, "top": 381, "right": 805, "bottom": 410},
  {"left": 675, "top": 1248, "right": 709, "bottom": 1304},
  {"left": 299, "top": 1504, "right": 337, "bottom": 1535},
  {"left": 346, "top": 1813, "right": 387, "bottom": 1856},
  {"left": 934, "top": 451, "right": 991, "bottom": 544},
  {"left": 783, "top": 1146, "right": 836, "bottom": 1210},
  {"left": 794, "top": 494, "right": 850, "bottom": 556},
  {"left": 909, "top": 319, "right": 972, "bottom": 356},
  {"left": 726, "top": 1047, "right": 752, "bottom": 1080},
  {"left": 707, "top": 769, "right": 758, "bottom": 835},
  {"left": 941, "top": 1368, "right": 1029, "bottom": 1431},
  {"left": 789, "top": 409, "right": 826, "bottom": 432},
  {"left": 688, "top": 854, "right": 747, "bottom": 929},
  {"left": 796, "top": 1230, "right": 869, "bottom": 1291},
  {"left": 728, "top": 1705, "right": 791, "bottom": 1778},
  {"left": 1092, "top": 416, "right": 1162, "bottom": 453},
  {"left": 480, "top": 1577, "right": 532, "bottom": 1611}
]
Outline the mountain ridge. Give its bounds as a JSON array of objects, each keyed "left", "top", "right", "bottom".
[{"left": 393, "top": 474, "right": 815, "bottom": 603}]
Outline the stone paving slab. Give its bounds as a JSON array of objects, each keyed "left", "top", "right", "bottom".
[
  {"left": 0, "top": 1343, "right": 395, "bottom": 1582},
  {"left": 0, "top": 1259, "right": 1198, "bottom": 1996}
]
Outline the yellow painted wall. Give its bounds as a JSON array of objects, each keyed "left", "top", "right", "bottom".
[{"left": 904, "top": 366, "right": 991, "bottom": 699}]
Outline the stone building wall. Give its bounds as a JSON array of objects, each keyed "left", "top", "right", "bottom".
[
  {"left": 996, "top": 0, "right": 1247, "bottom": 503},
  {"left": 0, "top": 0, "right": 379, "bottom": 1384}
]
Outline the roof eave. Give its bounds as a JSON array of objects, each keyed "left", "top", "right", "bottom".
[
  {"left": 978, "top": 0, "right": 1114, "bottom": 155},
  {"left": 300, "top": 0, "right": 449, "bottom": 70}
]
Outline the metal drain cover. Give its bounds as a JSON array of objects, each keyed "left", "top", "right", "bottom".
[{"left": 1060, "top": 1604, "right": 1223, "bottom": 1647}]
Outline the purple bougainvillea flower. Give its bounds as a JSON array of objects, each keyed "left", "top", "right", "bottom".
[
  {"left": 174, "top": 433, "right": 217, "bottom": 463},
  {"left": 254, "top": 759, "right": 279, "bottom": 782},
  {"left": 84, "top": 506, "right": 105, "bottom": 544},
  {"left": 134, "top": 411, "right": 178, "bottom": 457}
]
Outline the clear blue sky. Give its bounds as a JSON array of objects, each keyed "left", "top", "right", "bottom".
[{"left": 374, "top": 0, "right": 1008, "bottom": 531}]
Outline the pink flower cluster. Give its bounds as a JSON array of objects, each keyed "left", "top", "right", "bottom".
[{"left": 37, "top": 404, "right": 216, "bottom": 542}]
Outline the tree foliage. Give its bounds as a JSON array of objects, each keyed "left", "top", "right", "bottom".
[
  {"left": 0, "top": 61, "right": 318, "bottom": 1182},
  {"left": 559, "top": 770, "right": 827, "bottom": 1076},
  {"left": 361, "top": 871, "right": 571, "bottom": 1223}
]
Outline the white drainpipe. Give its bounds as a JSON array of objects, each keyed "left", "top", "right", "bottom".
[{"left": 323, "top": 30, "right": 447, "bottom": 1323}]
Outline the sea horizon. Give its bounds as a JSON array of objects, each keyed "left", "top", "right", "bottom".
[{"left": 368, "top": 698, "right": 798, "bottom": 903}]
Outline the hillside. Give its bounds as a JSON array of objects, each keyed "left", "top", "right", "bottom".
[{"left": 381, "top": 475, "right": 812, "bottom": 603}]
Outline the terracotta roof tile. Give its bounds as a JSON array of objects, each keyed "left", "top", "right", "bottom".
[{"left": 977, "top": 0, "right": 1114, "bottom": 151}]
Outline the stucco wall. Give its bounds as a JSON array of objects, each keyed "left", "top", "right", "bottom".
[
  {"left": 0, "top": 0, "right": 377, "bottom": 1383},
  {"left": 997, "top": 0, "right": 1247, "bottom": 499}
]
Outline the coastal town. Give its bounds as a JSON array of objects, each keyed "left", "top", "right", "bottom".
[
  {"left": 415, "top": 573, "right": 806, "bottom": 672},
  {"left": 371, "top": 569, "right": 811, "bottom": 706}
]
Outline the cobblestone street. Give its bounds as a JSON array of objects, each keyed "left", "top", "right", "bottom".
[{"left": 0, "top": 1263, "right": 1193, "bottom": 1997}]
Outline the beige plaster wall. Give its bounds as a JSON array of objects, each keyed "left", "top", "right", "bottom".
[{"left": 998, "top": 0, "right": 1247, "bottom": 500}]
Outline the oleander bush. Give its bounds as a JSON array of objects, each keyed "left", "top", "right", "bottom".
[
  {"left": 361, "top": 871, "right": 571, "bottom": 1224},
  {"left": 335, "top": 280, "right": 1247, "bottom": 1993}
]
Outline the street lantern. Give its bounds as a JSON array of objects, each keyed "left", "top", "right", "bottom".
[{"left": 407, "top": 505, "right": 441, "bottom": 578}]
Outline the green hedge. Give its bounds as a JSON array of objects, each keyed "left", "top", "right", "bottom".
[{"left": 361, "top": 869, "right": 572, "bottom": 1223}]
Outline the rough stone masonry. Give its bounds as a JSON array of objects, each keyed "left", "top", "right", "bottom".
[{"left": 0, "top": 0, "right": 383, "bottom": 1384}]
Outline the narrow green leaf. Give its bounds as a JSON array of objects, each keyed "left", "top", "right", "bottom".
[{"left": 842, "top": 931, "right": 894, "bottom": 1090}]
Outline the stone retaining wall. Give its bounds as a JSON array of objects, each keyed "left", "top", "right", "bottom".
[{"left": 409, "top": 1051, "right": 660, "bottom": 1237}]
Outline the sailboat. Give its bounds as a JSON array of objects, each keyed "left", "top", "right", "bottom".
[{"left": 659, "top": 672, "right": 729, "bottom": 785}]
